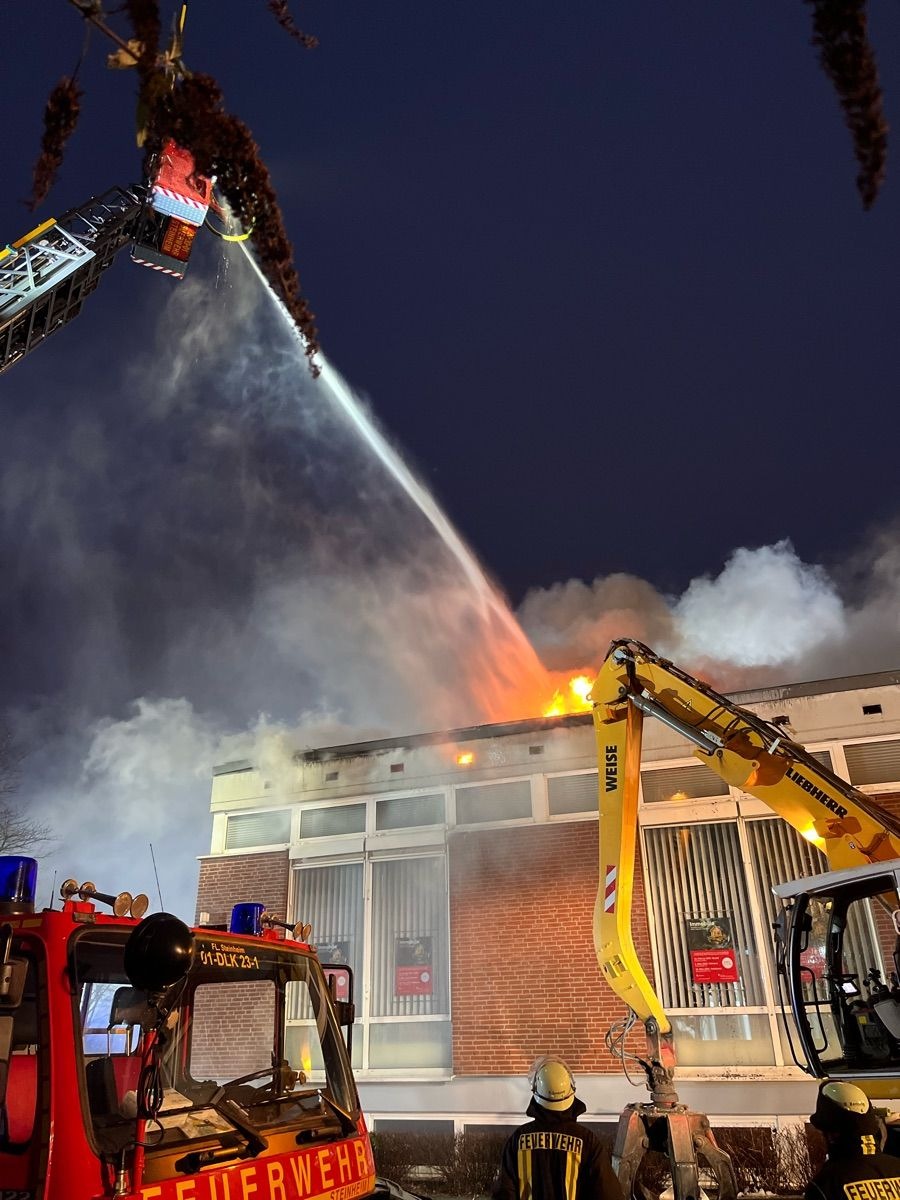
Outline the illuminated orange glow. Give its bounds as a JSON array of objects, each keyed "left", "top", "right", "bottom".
[
  {"left": 457, "top": 751, "right": 475, "bottom": 766},
  {"left": 300, "top": 1043, "right": 313, "bottom": 1075},
  {"left": 542, "top": 673, "right": 595, "bottom": 718}
]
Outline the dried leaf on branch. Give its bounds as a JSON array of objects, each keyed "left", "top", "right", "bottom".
[
  {"left": 30, "top": 77, "right": 83, "bottom": 210},
  {"left": 804, "top": 0, "right": 888, "bottom": 208},
  {"left": 267, "top": 0, "right": 319, "bottom": 49}
]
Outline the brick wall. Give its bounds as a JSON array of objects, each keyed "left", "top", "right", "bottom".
[
  {"left": 449, "top": 821, "right": 652, "bottom": 1076},
  {"left": 195, "top": 850, "right": 290, "bottom": 926},
  {"left": 189, "top": 979, "right": 276, "bottom": 1082}
]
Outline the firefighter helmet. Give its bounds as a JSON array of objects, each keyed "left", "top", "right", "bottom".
[
  {"left": 531, "top": 1057, "right": 576, "bottom": 1111},
  {"left": 811, "top": 1081, "right": 880, "bottom": 1139}
]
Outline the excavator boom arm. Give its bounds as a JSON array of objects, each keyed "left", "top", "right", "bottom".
[{"left": 590, "top": 638, "right": 900, "bottom": 1039}]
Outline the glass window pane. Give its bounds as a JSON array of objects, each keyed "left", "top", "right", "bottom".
[
  {"left": 293, "top": 863, "right": 364, "bottom": 983},
  {"left": 300, "top": 804, "right": 366, "bottom": 839},
  {"left": 641, "top": 764, "right": 729, "bottom": 805},
  {"left": 809, "top": 749, "right": 833, "bottom": 772},
  {"left": 547, "top": 773, "right": 598, "bottom": 816},
  {"left": 368, "top": 1020, "right": 451, "bottom": 1069},
  {"left": 371, "top": 858, "right": 449, "bottom": 1017},
  {"left": 844, "top": 740, "right": 900, "bottom": 786},
  {"left": 225, "top": 810, "right": 291, "bottom": 850},
  {"left": 746, "top": 817, "right": 826, "bottom": 972},
  {"left": 643, "top": 822, "right": 766, "bottom": 1008},
  {"left": 375, "top": 1119, "right": 454, "bottom": 1134},
  {"left": 376, "top": 794, "right": 445, "bottom": 831},
  {"left": 456, "top": 780, "right": 531, "bottom": 824},
  {"left": 671, "top": 1014, "right": 775, "bottom": 1066},
  {"left": 190, "top": 981, "right": 274, "bottom": 1081}
]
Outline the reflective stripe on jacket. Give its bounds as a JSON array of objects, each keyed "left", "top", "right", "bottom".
[{"left": 492, "top": 1097, "right": 624, "bottom": 1200}]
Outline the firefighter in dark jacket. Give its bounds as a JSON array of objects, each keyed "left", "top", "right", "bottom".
[
  {"left": 805, "top": 1081, "right": 900, "bottom": 1200},
  {"left": 492, "top": 1058, "right": 624, "bottom": 1200}
]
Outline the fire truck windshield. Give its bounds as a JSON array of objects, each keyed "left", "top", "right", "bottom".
[{"left": 71, "top": 928, "right": 357, "bottom": 1154}]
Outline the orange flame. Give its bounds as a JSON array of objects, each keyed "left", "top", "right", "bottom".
[{"left": 542, "top": 673, "right": 594, "bottom": 718}]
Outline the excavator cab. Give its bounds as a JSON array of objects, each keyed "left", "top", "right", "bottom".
[{"left": 775, "top": 858, "right": 900, "bottom": 1094}]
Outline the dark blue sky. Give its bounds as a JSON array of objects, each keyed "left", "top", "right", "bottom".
[{"left": 4, "top": 1, "right": 900, "bottom": 602}]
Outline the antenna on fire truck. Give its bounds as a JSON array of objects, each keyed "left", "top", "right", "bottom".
[{"left": 149, "top": 842, "right": 164, "bottom": 910}]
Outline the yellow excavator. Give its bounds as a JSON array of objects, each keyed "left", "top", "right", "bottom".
[{"left": 588, "top": 638, "right": 900, "bottom": 1198}]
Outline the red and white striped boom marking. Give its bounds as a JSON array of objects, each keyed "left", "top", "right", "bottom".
[{"left": 603, "top": 865, "right": 617, "bottom": 913}]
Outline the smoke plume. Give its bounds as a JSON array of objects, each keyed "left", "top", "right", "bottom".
[
  {"left": 3, "top": 240, "right": 900, "bottom": 922},
  {"left": 519, "top": 535, "right": 900, "bottom": 692},
  {"left": 0, "top": 240, "right": 548, "bottom": 918}
]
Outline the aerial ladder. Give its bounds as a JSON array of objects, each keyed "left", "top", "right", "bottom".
[
  {"left": 588, "top": 638, "right": 900, "bottom": 1198},
  {"left": 0, "top": 139, "right": 216, "bottom": 377}
]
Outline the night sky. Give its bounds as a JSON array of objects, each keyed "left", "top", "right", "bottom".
[
  {"left": 5, "top": 2, "right": 900, "bottom": 600},
  {"left": 3, "top": 2, "right": 900, "bottom": 913}
]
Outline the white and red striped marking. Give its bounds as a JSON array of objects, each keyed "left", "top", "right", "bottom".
[
  {"left": 131, "top": 256, "right": 184, "bottom": 279},
  {"left": 603, "top": 865, "right": 617, "bottom": 913},
  {"left": 152, "top": 185, "right": 208, "bottom": 212}
]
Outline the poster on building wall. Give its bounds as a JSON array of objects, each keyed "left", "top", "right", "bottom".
[
  {"left": 799, "top": 945, "right": 826, "bottom": 979},
  {"left": 685, "top": 917, "right": 739, "bottom": 983},
  {"left": 316, "top": 940, "right": 351, "bottom": 998},
  {"left": 395, "top": 936, "right": 433, "bottom": 996}
]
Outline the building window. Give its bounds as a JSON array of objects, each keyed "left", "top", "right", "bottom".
[
  {"left": 843, "top": 739, "right": 900, "bottom": 786},
  {"left": 643, "top": 821, "right": 775, "bottom": 1066},
  {"left": 292, "top": 853, "right": 450, "bottom": 1074},
  {"left": 547, "top": 772, "right": 598, "bottom": 816},
  {"left": 299, "top": 803, "right": 366, "bottom": 839},
  {"left": 374, "top": 1119, "right": 455, "bottom": 1134},
  {"left": 640, "top": 763, "right": 729, "bottom": 805},
  {"left": 224, "top": 809, "right": 291, "bottom": 850},
  {"left": 455, "top": 780, "right": 531, "bottom": 824},
  {"left": 375, "top": 794, "right": 445, "bottom": 831}
]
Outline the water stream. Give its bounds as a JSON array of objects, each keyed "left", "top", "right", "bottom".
[{"left": 237, "top": 242, "right": 549, "bottom": 693}]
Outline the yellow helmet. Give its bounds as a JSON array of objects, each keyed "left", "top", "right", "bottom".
[
  {"left": 811, "top": 1081, "right": 876, "bottom": 1136},
  {"left": 531, "top": 1057, "right": 576, "bottom": 1112},
  {"left": 820, "top": 1082, "right": 870, "bottom": 1114}
]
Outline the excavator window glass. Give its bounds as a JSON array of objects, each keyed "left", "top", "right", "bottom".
[
  {"left": 70, "top": 929, "right": 357, "bottom": 1159},
  {"left": 788, "top": 877, "right": 900, "bottom": 1079}
]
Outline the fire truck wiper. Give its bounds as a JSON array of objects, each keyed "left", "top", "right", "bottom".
[
  {"left": 295, "top": 1089, "right": 355, "bottom": 1137},
  {"left": 173, "top": 1096, "right": 268, "bottom": 1173},
  {"left": 174, "top": 1099, "right": 267, "bottom": 1176},
  {"left": 212, "top": 1060, "right": 299, "bottom": 1103}
]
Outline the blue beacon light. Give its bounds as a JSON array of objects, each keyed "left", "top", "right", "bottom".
[
  {"left": 0, "top": 856, "right": 38, "bottom": 914},
  {"left": 229, "top": 902, "right": 265, "bottom": 936}
]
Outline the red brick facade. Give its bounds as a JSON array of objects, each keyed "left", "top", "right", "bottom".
[
  {"left": 190, "top": 980, "right": 276, "bottom": 1081},
  {"left": 195, "top": 850, "right": 290, "bottom": 926},
  {"left": 449, "top": 820, "right": 651, "bottom": 1076}
]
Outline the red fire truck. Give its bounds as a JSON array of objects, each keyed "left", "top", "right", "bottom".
[{"left": 0, "top": 855, "right": 378, "bottom": 1200}]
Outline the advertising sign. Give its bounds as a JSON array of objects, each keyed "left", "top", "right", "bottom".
[
  {"left": 685, "top": 916, "right": 739, "bottom": 983},
  {"left": 395, "top": 936, "right": 433, "bottom": 996}
]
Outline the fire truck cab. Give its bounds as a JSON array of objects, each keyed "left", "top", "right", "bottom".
[{"left": 0, "top": 856, "right": 376, "bottom": 1200}]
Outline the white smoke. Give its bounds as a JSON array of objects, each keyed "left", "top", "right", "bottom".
[
  {"left": 1, "top": 238, "right": 549, "bottom": 919},
  {"left": 519, "top": 536, "right": 900, "bottom": 689},
  {"left": 7, "top": 238, "right": 900, "bottom": 927},
  {"left": 674, "top": 541, "right": 846, "bottom": 668}
]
